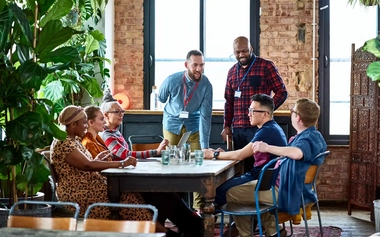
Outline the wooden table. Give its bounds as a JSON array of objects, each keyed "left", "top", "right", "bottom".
[
  {"left": 0, "top": 228, "right": 165, "bottom": 237},
  {"left": 102, "top": 159, "right": 243, "bottom": 237}
]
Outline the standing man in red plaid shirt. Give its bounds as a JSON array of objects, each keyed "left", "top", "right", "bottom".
[{"left": 221, "top": 36, "right": 287, "bottom": 173}]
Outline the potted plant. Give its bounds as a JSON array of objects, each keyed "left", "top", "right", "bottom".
[{"left": 0, "top": 0, "right": 108, "bottom": 225}]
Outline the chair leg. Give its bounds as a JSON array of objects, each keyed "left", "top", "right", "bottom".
[
  {"left": 316, "top": 201, "right": 323, "bottom": 237},
  {"left": 220, "top": 212, "right": 225, "bottom": 236},
  {"left": 301, "top": 196, "right": 309, "bottom": 237}
]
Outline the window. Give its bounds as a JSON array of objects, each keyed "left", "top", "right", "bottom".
[
  {"left": 143, "top": 0, "right": 259, "bottom": 110},
  {"left": 318, "top": 0, "right": 379, "bottom": 145}
]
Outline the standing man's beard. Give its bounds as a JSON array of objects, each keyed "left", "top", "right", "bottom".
[
  {"left": 188, "top": 71, "right": 202, "bottom": 82},
  {"left": 238, "top": 53, "right": 253, "bottom": 67}
]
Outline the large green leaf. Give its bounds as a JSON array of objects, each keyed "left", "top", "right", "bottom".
[
  {"left": 39, "top": 46, "right": 81, "bottom": 64},
  {"left": 37, "top": 0, "right": 56, "bottom": 16},
  {"left": 363, "top": 37, "right": 380, "bottom": 57},
  {"left": 9, "top": 4, "right": 33, "bottom": 48},
  {"left": 35, "top": 20, "right": 76, "bottom": 55},
  {"left": 8, "top": 112, "right": 43, "bottom": 144},
  {"left": 16, "top": 43, "right": 31, "bottom": 63},
  {"left": 42, "top": 80, "right": 65, "bottom": 102},
  {"left": 39, "top": 0, "right": 73, "bottom": 28},
  {"left": 0, "top": 145, "right": 18, "bottom": 165},
  {"left": 45, "top": 62, "right": 72, "bottom": 73},
  {"left": 366, "top": 61, "right": 380, "bottom": 81},
  {"left": 85, "top": 34, "right": 99, "bottom": 55},
  {"left": 0, "top": 7, "right": 12, "bottom": 52},
  {"left": 48, "top": 122, "right": 67, "bottom": 140},
  {"left": 81, "top": 77, "right": 103, "bottom": 98},
  {"left": 19, "top": 60, "right": 47, "bottom": 90}
]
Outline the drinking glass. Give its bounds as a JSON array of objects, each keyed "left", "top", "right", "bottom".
[
  {"left": 168, "top": 145, "right": 178, "bottom": 164},
  {"left": 183, "top": 143, "right": 191, "bottom": 162},
  {"left": 161, "top": 150, "right": 170, "bottom": 165},
  {"left": 194, "top": 150, "right": 204, "bottom": 165}
]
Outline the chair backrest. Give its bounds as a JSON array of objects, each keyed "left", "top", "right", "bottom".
[
  {"left": 83, "top": 202, "right": 158, "bottom": 233},
  {"left": 7, "top": 200, "right": 80, "bottom": 230},
  {"left": 42, "top": 151, "right": 59, "bottom": 201},
  {"left": 42, "top": 151, "right": 59, "bottom": 183},
  {"left": 128, "top": 135, "right": 163, "bottom": 151},
  {"left": 255, "top": 158, "right": 283, "bottom": 192},
  {"left": 305, "top": 150, "right": 331, "bottom": 184}
]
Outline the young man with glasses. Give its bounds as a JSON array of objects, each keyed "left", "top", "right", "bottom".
[
  {"left": 221, "top": 36, "right": 288, "bottom": 174},
  {"left": 204, "top": 94, "right": 287, "bottom": 210}
]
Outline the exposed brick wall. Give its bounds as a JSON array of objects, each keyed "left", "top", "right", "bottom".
[
  {"left": 113, "top": 0, "right": 350, "bottom": 201},
  {"left": 318, "top": 146, "right": 350, "bottom": 200},
  {"left": 114, "top": 0, "right": 145, "bottom": 109}
]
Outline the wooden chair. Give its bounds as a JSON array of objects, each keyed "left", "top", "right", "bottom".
[
  {"left": 7, "top": 200, "right": 80, "bottom": 230},
  {"left": 83, "top": 203, "right": 158, "bottom": 233},
  {"left": 279, "top": 150, "right": 331, "bottom": 237},
  {"left": 128, "top": 135, "right": 163, "bottom": 151},
  {"left": 42, "top": 151, "right": 59, "bottom": 201}
]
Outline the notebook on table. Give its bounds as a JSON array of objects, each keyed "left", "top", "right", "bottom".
[{"left": 177, "top": 131, "right": 192, "bottom": 147}]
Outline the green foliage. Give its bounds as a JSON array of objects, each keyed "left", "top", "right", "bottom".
[
  {"left": 362, "top": 35, "right": 380, "bottom": 83},
  {"left": 0, "top": 0, "right": 110, "bottom": 201},
  {"left": 347, "top": 0, "right": 380, "bottom": 6}
]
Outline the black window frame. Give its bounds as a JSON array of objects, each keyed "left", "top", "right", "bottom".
[
  {"left": 318, "top": 0, "right": 380, "bottom": 145},
  {"left": 142, "top": 0, "right": 260, "bottom": 110}
]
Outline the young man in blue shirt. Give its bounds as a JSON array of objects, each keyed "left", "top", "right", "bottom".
[{"left": 158, "top": 49, "right": 213, "bottom": 210}]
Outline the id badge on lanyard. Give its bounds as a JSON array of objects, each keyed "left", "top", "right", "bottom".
[
  {"left": 235, "top": 56, "right": 256, "bottom": 98},
  {"left": 182, "top": 75, "right": 199, "bottom": 119}
]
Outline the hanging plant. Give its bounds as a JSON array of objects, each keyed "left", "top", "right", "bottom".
[{"left": 347, "top": 0, "right": 380, "bottom": 6}]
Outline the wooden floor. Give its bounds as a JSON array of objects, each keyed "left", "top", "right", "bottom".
[{"left": 290, "top": 204, "right": 376, "bottom": 237}]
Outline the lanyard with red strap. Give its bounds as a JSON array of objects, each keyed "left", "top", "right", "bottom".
[{"left": 183, "top": 73, "right": 199, "bottom": 110}]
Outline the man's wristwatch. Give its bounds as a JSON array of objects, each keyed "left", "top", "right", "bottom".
[
  {"left": 213, "top": 151, "right": 220, "bottom": 160},
  {"left": 120, "top": 160, "right": 125, "bottom": 168}
]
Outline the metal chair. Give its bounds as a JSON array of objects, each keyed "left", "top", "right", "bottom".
[
  {"left": 7, "top": 200, "right": 80, "bottom": 230},
  {"left": 83, "top": 202, "right": 158, "bottom": 233},
  {"left": 128, "top": 135, "right": 164, "bottom": 151},
  {"left": 279, "top": 150, "right": 331, "bottom": 237},
  {"left": 218, "top": 157, "right": 284, "bottom": 237}
]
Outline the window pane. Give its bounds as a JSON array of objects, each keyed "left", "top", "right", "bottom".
[
  {"left": 204, "top": 0, "right": 250, "bottom": 109},
  {"left": 330, "top": 2, "right": 377, "bottom": 135},
  {"left": 155, "top": 0, "right": 199, "bottom": 93}
]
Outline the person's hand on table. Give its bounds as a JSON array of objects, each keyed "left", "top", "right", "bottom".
[
  {"left": 123, "top": 156, "right": 137, "bottom": 167},
  {"left": 203, "top": 148, "right": 216, "bottom": 159},
  {"left": 157, "top": 138, "right": 169, "bottom": 155}
]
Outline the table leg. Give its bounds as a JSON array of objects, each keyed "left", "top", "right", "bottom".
[
  {"left": 201, "top": 197, "right": 215, "bottom": 237},
  {"left": 107, "top": 177, "right": 121, "bottom": 220}
]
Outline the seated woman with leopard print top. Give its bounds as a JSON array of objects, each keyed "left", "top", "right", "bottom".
[{"left": 50, "top": 105, "right": 177, "bottom": 235}]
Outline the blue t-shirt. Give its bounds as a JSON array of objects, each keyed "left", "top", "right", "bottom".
[{"left": 250, "top": 120, "right": 287, "bottom": 179}]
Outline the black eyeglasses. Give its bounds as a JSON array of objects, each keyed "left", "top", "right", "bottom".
[
  {"left": 290, "top": 109, "right": 299, "bottom": 115},
  {"left": 248, "top": 108, "right": 269, "bottom": 114},
  {"left": 108, "top": 110, "right": 125, "bottom": 115}
]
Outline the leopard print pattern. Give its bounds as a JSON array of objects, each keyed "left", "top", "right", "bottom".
[{"left": 50, "top": 137, "right": 152, "bottom": 220}]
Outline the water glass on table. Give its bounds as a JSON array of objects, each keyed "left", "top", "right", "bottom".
[
  {"left": 168, "top": 145, "right": 178, "bottom": 164},
  {"left": 183, "top": 143, "right": 191, "bottom": 162},
  {"left": 194, "top": 150, "right": 204, "bottom": 165},
  {"left": 161, "top": 150, "right": 170, "bottom": 165}
]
